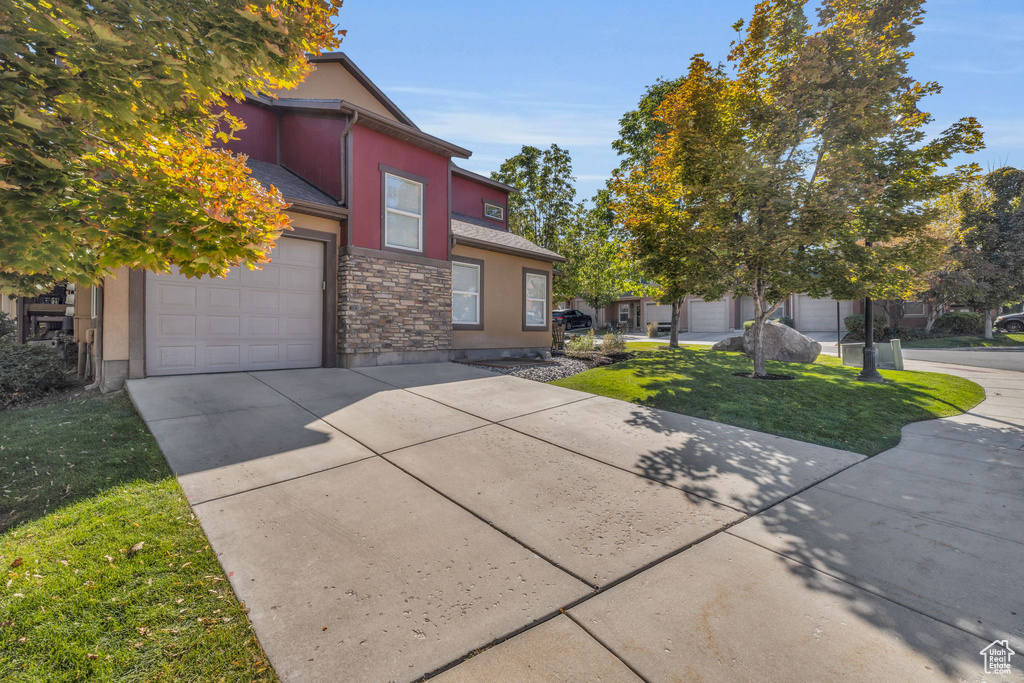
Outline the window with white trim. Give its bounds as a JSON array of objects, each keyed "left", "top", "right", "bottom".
[
  {"left": 904, "top": 301, "right": 926, "bottom": 316},
  {"left": 452, "top": 261, "right": 481, "bottom": 326},
  {"left": 524, "top": 271, "right": 548, "bottom": 327},
  {"left": 384, "top": 172, "right": 423, "bottom": 251},
  {"left": 483, "top": 202, "right": 504, "bottom": 222}
]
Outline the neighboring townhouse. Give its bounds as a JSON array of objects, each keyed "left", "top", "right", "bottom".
[
  {"left": 569, "top": 293, "right": 930, "bottom": 334},
  {"left": 3, "top": 53, "right": 564, "bottom": 390}
]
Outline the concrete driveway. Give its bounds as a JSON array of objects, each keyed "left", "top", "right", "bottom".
[{"left": 126, "top": 362, "right": 1022, "bottom": 682}]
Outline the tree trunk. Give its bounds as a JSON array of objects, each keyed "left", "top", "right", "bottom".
[
  {"left": 669, "top": 298, "right": 682, "bottom": 347},
  {"left": 984, "top": 308, "right": 994, "bottom": 339},
  {"left": 750, "top": 289, "right": 785, "bottom": 378}
]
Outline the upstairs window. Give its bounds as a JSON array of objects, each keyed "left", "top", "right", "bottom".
[
  {"left": 384, "top": 171, "right": 423, "bottom": 252},
  {"left": 483, "top": 201, "right": 505, "bottom": 222}
]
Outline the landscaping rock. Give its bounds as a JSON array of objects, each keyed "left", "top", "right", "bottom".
[
  {"left": 744, "top": 321, "right": 821, "bottom": 363},
  {"left": 712, "top": 335, "right": 745, "bottom": 352}
]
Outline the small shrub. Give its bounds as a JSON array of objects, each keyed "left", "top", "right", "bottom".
[
  {"left": 646, "top": 321, "right": 659, "bottom": 338},
  {"left": 602, "top": 332, "right": 627, "bottom": 354},
  {"left": 565, "top": 331, "right": 596, "bottom": 358},
  {"left": 933, "top": 311, "right": 984, "bottom": 335},
  {"left": 844, "top": 313, "right": 886, "bottom": 340},
  {"left": 743, "top": 320, "right": 754, "bottom": 331},
  {"left": 0, "top": 341, "right": 69, "bottom": 407},
  {"left": 779, "top": 315, "right": 796, "bottom": 329}
]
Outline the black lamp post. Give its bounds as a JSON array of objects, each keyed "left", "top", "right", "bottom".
[{"left": 857, "top": 240, "right": 884, "bottom": 383}]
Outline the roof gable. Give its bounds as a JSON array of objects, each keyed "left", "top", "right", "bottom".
[{"left": 269, "top": 53, "right": 416, "bottom": 128}]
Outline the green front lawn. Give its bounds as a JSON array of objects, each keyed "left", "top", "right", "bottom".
[
  {"left": 901, "top": 332, "right": 1024, "bottom": 348},
  {"left": 0, "top": 394, "right": 276, "bottom": 682},
  {"left": 553, "top": 345, "right": 984, "bottom": 455}
]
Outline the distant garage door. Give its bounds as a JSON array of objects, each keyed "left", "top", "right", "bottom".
[
  {"left": 145, "top": 237, "right": 324, "bottom": 376},
  {"left": 688, "top": 298, "right": 730, "bottom": 332},
  {"left": 644, "top": 302, "right": 673, "bottom": 327},
  {"left": 795, "top": 295, "right": 853, "bottom": 332}
]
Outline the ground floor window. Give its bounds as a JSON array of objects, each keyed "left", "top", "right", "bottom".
[
  {"left": 523, "top": 268, "right": 549, "bottom": 329},
  {"left": 452, "top": 259, "right": 482, "bottom": 328}
]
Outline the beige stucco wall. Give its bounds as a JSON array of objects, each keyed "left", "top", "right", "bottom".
[
  {"left": 451, "top": 245, "right": 553, "bottom": 351},
  {"left": 285, "top": 211, "right": 342, "bottom": 237},
  {"left": 0, "top": 292, "right": 14, "bottom": 317},
  {"left": 272, "top": 63, "right": 397, "bottom": 120},
  {"left": 101, "top": 267, "right": 130, "bottom": 361}
]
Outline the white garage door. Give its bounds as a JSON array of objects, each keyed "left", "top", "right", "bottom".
[
  {"left": 740, "top": 296, "right": 786, "bottom": 324},
  {"left": 688, "top": 298, "right": 730, "bottom": 332},
  {"left": 644, "top": 303, "right": 673, "bottom": 327},
  {"left": 146, "top": 237, "right": 324, "bottom": 376},
  {"left": 795, "top": 295, "right": 853, "bottom": 332}
]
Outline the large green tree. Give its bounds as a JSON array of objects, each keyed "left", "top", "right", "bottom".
[
  {"left": 616, "top": 0, "right": 982, "bottom": 376},
  {"left": 955, "top": 167, "right": 1024, "bottom": 338},
  {"left": 611, "top": 75, "right": 718, "bottom": 346},
  {"left": 493, "top": 144, "right": 633, "bottom": 305},
  {"left": 0, "top": 0, "right": 342, "bottom": 295}
]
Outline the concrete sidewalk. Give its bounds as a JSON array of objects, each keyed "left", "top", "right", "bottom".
[{"left": 126, "top": 360, "right": 1023, "bottom": 682}]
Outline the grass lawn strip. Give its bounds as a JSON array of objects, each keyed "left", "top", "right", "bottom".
[
  {"left": 553, "top": 345, "right": 985, "bottom": 456},
  {"left": 900, "top": 332, "right": 1024, "bottom": 348},
  {"left": 0, "top": 393, "right": 276, "bottom": 682}
]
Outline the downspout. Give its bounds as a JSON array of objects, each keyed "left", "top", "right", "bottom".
[{"left": 340, "top": 110, "right": 359, "bottom": 215}]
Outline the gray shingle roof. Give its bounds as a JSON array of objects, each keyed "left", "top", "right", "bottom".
[
  {"left": 451, "top": 213, "right": 565, "bottom": 262},
  {"left": 247, "top": 160, "right": 339, "bottom": 207}
]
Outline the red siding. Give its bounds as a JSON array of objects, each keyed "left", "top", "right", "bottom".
[
  {"left": 451, "top": 175, "right": 508, "bottom": 229},
  {"left": 280, "top": 114, "right": 344, "bottom": 200},
  {"left": 350, "top": 125, "right": 451, "bottom": 261},
  {"left": 220, "top": 100, "right": 277, "bottom": 164}
]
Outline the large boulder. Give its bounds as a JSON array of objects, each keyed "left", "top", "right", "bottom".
[
  {"left": 743, "top": 321, "right": 821, "bottom": 363},
  {"left": 712, "top": 335, "right": 745, "bottom": 352}
]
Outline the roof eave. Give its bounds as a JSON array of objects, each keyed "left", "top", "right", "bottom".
[
  {"left": 243, "top": 94, "right": 472, "bottom": 159},
  {"left": 284, "top": 198, "right": 349, "bottom": 220},
  {"left": 452, "top": 235, "right": 567, "bottom": 263},
  {"left": 450, "top": 165, "right": 518, "bottom": 194}
]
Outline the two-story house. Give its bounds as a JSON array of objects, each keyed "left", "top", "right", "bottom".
[{"left": 33, "top": 53, "right": 564, "bottom": 390}]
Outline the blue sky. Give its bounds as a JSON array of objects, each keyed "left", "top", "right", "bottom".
[{"left": 335, "top": 0, "right": 1023, "bottom": 201}]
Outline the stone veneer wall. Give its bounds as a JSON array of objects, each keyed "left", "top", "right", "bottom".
[{"left": 337, "top": 252, "right": 452, "bottom": 365}]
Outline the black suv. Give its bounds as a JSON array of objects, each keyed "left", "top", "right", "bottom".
[
  {"left": 995, "top": 311, "right": 1024, "bottom": 333},
  {"left": 552, "top": 308, "right": 593, "bottom": 330}
]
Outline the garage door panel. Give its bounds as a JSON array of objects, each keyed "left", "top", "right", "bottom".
[
  {"left": 688, "top": 299, "right": 730, "bottom": 332},
  {"left": 158, "top": 346, "right": 197, "bottom": 370},
  {"left": 796, "top": 296, "right": 852, "bottom": 332},
  {"left": 249, "top": 317, "right": 280, "bottom": 336},
  {"left": 644, "top": 303, "right": 673, "bottom": 326},
  {"left": 207, "top": 346, "right": 242, "bottom": 367},
  {"left": 158, "top": 314, "right": 196, "bottom": 336},
  {"left": 158, "top": 284, "right": 197, "bottom": 307},
  {"left": 251, "top": 265, "right": 281, "bottom": 286},
  {"left": 208, "top": 288, "right": 241, "bottom": 308},
  {"left": 207, "top": 316, "right": 241, "bottom": 336},
  {"left": 146, "top": 237, "right": 324, "bottom": 376},
  {"left": 286, "top": 344, "right": 318, "bottom": 362}
]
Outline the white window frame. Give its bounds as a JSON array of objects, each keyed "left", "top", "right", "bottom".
[
  {"left": 483, "top": 201, "right": 505, "bottom": 222},
  {"left": 452, "top": 261, "right": 482, "bottom": 327},
  {"left": 619, "top": 303, "right": 630, "bottom": 324},
  {"left": 523, "top": 269, "right": 549, "bottom": 329},
  {"left": 383, "top": 171, "right": 424, "bottom": 253}
]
